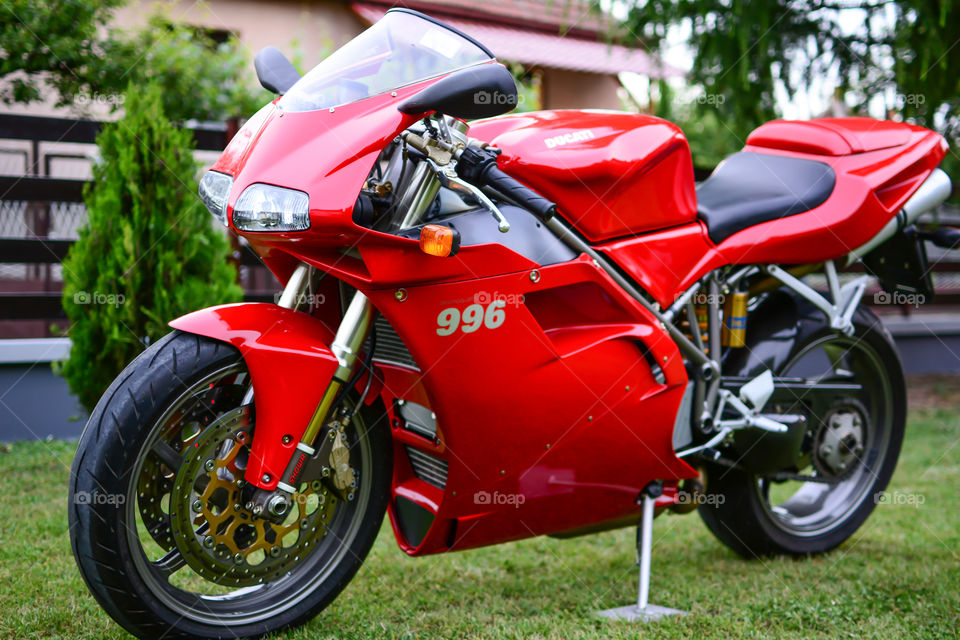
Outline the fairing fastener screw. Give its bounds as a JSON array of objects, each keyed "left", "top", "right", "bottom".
[
  {"left": 529, "top": 270, "right": 541, "bottom": 283},
  {"left": 395, "top": 288, "right": 408, "bottom": 302},
  {"left": 282, "top": 435, "right": 292, "bottom": 445},
  {"left": 262, "top": 473, "right": 271, "bottom": 483}
]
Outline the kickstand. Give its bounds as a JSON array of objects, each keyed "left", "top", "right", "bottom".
[{"left": 597, "top": 482, "right": 688, "bottom": 622}]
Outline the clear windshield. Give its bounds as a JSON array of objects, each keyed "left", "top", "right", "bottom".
[{"left": 279, "top": 10, "right": 493, "bottom": 112}]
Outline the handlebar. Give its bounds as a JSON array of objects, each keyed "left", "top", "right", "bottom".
[{"left": 456, "top": 146, "right": 557, "bottom": 221}]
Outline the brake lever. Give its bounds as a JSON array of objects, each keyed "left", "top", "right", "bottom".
[{"left": 426, "top": 158, "right": 510, "bottom": 233}]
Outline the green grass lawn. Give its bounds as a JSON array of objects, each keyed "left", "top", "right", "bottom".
[{"left": 1, "top": 397, "right": 957, "bottom": 639}]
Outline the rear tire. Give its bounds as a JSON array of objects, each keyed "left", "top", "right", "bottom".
[
  {"left": 69, "top": 330, "right": 391, "bottom": 639},
  {"left": 698, "top": 305, "right": 905, "bottom": 557}
]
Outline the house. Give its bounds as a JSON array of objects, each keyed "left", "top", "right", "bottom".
[{"left": 113, "top": 0, "right": 673, "bottom": 110}]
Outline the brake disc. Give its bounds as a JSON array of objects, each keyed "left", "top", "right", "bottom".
[
  {"left": 169, "top": 406, "right": 339, "bottom": 587},
  {"left": 137, "top": 381, "right": 247, "bottom": 552}
]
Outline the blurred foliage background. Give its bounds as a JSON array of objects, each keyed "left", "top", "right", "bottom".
[
  {"left": 611, "top": 0, "right": 959, "bottom": 190},
  {"left": 0, "top": 0, "right": 269, "bottom": 121}
]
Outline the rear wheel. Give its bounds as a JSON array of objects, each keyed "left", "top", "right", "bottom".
[
  {"left": 69, "top": 331, "right": 391, "bottom": 639},
  {"left": 699, "top": 306, "right": 905, "bottom": 557}
]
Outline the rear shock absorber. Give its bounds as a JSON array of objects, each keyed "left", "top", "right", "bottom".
[{"left": 721, "top": 288, "right": 748, "bottom": 348}]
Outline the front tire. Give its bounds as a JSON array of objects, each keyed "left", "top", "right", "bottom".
[
  {"left": 699, "top": 304, "right": 906, "bottom": 557},
  {"left": 69, "top": 330, "right": 391, "bottom": 639}
]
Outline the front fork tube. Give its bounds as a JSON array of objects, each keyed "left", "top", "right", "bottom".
[{"left": 274, "top": 273, "right": 375, "bottom": 494}]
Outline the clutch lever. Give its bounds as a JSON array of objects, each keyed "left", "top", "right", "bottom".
[{"left": 426, "top": 158, "right": 510, "bottom": 233}]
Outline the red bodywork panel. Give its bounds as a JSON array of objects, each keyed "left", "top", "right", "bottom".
[
  {"left": 168, "top": 303, "right": 339, "bottom": 492},
  {"left": 177, "top": 63, "right": 947, "bottom": 557},
  {"left": 470, "top": 111, "right": 698, "bottom": 243},
  {"left": 366, "top": 254, "right": 696, "bottom": 552},
  {"left": 713, "top": 119, "right": 946, "bottom": 265}
]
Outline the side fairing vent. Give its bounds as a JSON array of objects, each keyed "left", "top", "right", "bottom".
[
  {"left": 373, "top": 316, "right": 419, "bottom": 371},
  {"left": 405, "top": 446, "right": 448, "bottom": 489}
]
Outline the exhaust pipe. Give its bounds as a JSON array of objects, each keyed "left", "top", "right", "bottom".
[{"left": 847, "top": 168, "right": 953, "bottom": 263}]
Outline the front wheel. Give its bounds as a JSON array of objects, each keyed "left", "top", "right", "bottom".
[
  {"left": 69, "top": 331, "right": 392, "bottom": 639},
  {"left": 699, "top": 305, "right": 905, "bottom": 557}
]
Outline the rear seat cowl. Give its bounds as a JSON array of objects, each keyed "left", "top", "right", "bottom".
[{"left": 746, "top": 117, "right": 912, "bottom": 156}]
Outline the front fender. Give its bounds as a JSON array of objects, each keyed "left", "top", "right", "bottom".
[{"left": 169, "top": 302, "right": 338, "bottom": 491}]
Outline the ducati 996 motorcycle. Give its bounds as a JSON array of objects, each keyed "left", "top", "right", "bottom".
[{"left": 70, "top": 8, "right": 956, "bottom": 638}]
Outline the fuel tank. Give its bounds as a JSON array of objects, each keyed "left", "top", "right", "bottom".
[{"left": 470, "top": 110, "right": 698, "bottom": 243}]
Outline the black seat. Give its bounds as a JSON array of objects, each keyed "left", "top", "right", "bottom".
[{"left": 697, "top": 152, "right": 836, "bottom": 244}]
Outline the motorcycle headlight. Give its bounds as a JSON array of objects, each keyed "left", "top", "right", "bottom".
[
  {"left": 198, "top": 171, "right": 233, "bottom": 225},
  {"left": 233, "top": 183, "right": 310, "bottom": 232}
]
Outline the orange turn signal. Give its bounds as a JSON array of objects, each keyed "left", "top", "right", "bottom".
[{"left": 419, "top": 224, "right": 460, "bottom": 257}]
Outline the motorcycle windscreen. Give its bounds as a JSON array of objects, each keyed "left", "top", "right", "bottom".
[{"left": 279, "top": 9, "right": 493, "bottom": 113}]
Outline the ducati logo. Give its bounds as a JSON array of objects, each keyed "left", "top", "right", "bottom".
[{"left": 544, "top": 129, "right": 595, "bottom": 148}]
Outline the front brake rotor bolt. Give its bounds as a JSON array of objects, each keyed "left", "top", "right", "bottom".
[
  {"left": 300, "top": 518, "right": 310, "bottom": 529},
  {"left": 203, "top": 536, "right": 215, "bottom": 549},
  {"left": 245, "top": 501, "right": 254, "bottom": 511},
  {"left": 204, "top": 459, "right": 216, "bottom": 472},
  {"left": 350, "top": 480, "right": 357, "bottom": 489},
  {"left": 321, "top": 467, "right": 331, "bottom": 478},
  {"left": 233, "top": 553, "right": 244, "bottom": 565},
  {"left": 252, "top": 504, "right": 263, "bottom": 516},
  {"left": 192, "top": 499, "right": 203, "bottom": 513},
  {"left": 347, "top": 492, "right": 355, "bottom": 501},
  {"left": 269, "top": 546, "right": 281, "bottom": 558}
]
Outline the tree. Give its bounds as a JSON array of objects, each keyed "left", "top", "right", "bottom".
[
  {"left": 616, "top": 0, "right": 960, "bottom": 178},
  {"left": 61, "top": 83, "right": 243, "bottom": 411},
  {"left": 0, "top": 0, "right": 268, "bottom": 121}
]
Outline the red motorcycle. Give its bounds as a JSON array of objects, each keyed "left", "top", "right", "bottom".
[{"left": 70, "top": 8, "right": 955, "bottom": 638}]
